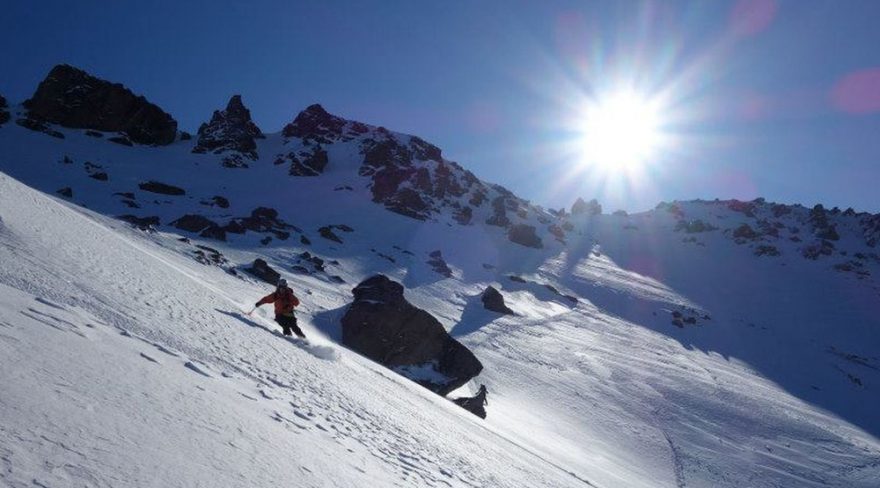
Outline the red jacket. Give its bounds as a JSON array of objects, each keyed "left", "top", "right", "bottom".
[{"left": 257, "top": 288, "right": 300, "bottom": 316}]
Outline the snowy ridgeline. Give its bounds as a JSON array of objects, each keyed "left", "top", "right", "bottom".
[{"left": 1, "top": 73, "right": 880, "bottom": 486}]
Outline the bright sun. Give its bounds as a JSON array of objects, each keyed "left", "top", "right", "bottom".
[{"left": 579, "top": 91, "right": 662, "bottom": 172}]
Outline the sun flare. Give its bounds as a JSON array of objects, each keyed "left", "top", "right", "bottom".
[{"left": 579, "top": 91, "right": 663, "bottom": 172}]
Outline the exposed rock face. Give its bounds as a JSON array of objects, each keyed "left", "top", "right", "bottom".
[
  {"left": 288, "top": 146, "right": 329, "bottom": 176},
  {"left": 481, "top": 286, "right": 514, "bottom": 315},
  {"left": 23, "top": 64, "right": 177, "bottom": 145},
  {"left": 193, "top": 95, "right": 264, "bottom": 164},
  {"left": 276, "top": 104, "right": 550, "bottom": 230},
  {"left": 0, "top": 95, "right": 9, "bottom": 126},
  {"left": 246, "top": 258, "right": 281, "bottom": 285},
  {"left": 282, "top": 104, "right": 352, "bottom": 144},
  {"left": 452, "top": 384, "right": 489, "bottom": 419},
  {"left": 508, "top": 224, "right": 543, "bottom": 249},
  {"left": 341, "top": 275, "right": 483, "bottom": 395}
]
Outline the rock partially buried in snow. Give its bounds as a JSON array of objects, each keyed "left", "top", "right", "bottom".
[{"left": 340, "top": 275, "right": 483, "bottom": 395}]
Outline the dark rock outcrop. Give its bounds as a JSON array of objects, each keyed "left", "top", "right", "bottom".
[
  {"left": 171, "top": 214, "right": 218, "bottom": 233},
  {"left": 15, "top": 117, "right": 64, "bottom": 138},
  {"left": 426, "top": 250, "right": 452, "bottom": 278},
  {"left": 118, "top": 215, "right": 160, "bottom": 231},
  {"left": 508, "top": 224, "right": 543, "bottom": 249},
  {"left": 56, "top": 187, "right": 73, "bottom": 198},
  {"left": 138, "top": 180, "right": 186, "bottom": 196},
  {"left": 732, "top": 224, "right": 758, "bottom": 241},
  {"left": 481, "top": 286, "right": 514, "bottom": 315},
  {"left": 23, "top": 64, "right": 177, "bottom": 145},
  {"left": 341, "top": 275, "right": 483, "bottom": 395},
  {"left": 676, "top": 219, "right": 717, "bottom": 233},
  {"left": 246, "top": 258, "right": 281, "bottom": 285},
  {"left": 0, "top": 95, "right": 9, "bottom": 126},
  {"left": 200, "top": 195, "right": 230, "bottom": 208},
  {"left": 192, "top": 95, "right": 264, "bottom": 163},
  {"left": 318, "top": 226, "right": 343, "bottom": 243},
  {"left": 288, "top": 146, "right": 329, "bottom": 176},
  {"left": 282, "top": 104, "right": 349, "bottom": 144},
  {"left": 452, "top": 384, "right": 489, "bottom": 419}
]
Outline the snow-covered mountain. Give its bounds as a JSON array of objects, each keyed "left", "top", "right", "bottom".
[{"left": 1, "top": 65, "right": 879, "bottom": 487}]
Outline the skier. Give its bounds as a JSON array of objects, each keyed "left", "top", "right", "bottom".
[{"left": 251, "top": 278, "right": 305, "bottom": 338}]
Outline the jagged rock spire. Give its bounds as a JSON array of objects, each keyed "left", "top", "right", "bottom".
[{"left": 192, "top": 95, "right": 265, "bottom": 166}]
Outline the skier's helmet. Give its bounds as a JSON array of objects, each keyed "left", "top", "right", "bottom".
[{"left": 277, "top": 278, "right": 288, "bottom": 289}]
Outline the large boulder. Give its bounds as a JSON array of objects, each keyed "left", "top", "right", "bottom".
[
  {"left": 193, "top": 95, "right": 264, "bottom": 161},
  {"left": 341, "top": 275, "right": 483, "bottom": 395},
  {"left": 23, "top": 64, "right": 177, "bottom": 145},
  {"left": 481, "top": 286, "right": 514, "bottom": 315}
]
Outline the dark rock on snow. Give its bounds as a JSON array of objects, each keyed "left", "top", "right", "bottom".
[
  {"left": 341, "top": 275, "right": 483, "bottom": 395},
  {"left": 481, "top": 286, "right": 514, "bottom": 315},
  {"left": 23, "top": 64, "right": 177, "bottom": 145},
  {"left": 318, "top": 226, "right": 343, "bottom": 243},
  {"left": 283, "top": 104, "right": 348, "bottom": 144},
  {"left": 171, "top": 214, "right": 218, "bottom": 232},
  {"left": 246, "top": 258, "right": 281, "bottom": 285},
  {"left": 508, "top": 224, "right": 543, "bottom": 249},
  {"left": 288, "top": 146, "right": 329, "bottom": 176},
  {"left": 108, "top": 135, "right": 133, "bottom": 146},
  {"left": 15, "top": 117, "right": 65, "bottom": 138},
  {"left": 193, "top": 95, "right": 264, "bottom": 161},
  {"left": 452, "top": 384, "right": 489, "bottom": 419},
  {"left": 118, "top": 215, "right": 160, "bottom": 231},
  {"left": 426, "top": 250, "right": 453, "bottom": 278},
  {"left": 56, "top": 187, "right": 73, "bottom": 198},
  {"left": 0, "top": 95, "right": 9, "bottom": 126},
  {"left": 138, "top": 180, "right": 186, "bottom": 196}
]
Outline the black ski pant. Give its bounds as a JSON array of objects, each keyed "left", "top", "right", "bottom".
[{"left": 275, "top": 314, "right": 305, "bottom": 338}]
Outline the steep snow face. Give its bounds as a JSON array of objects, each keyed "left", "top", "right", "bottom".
[
  {"left": 2, "top": 109, "right": 880, "bottom": 488},
  {"left": 0, "top": 173, "right": 589, "bottom": 488}
]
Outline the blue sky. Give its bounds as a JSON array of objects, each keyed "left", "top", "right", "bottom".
[{"left": 2, "top": 0, "right": 878, "bottom": 212}]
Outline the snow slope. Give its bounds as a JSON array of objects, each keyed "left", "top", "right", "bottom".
[
  {"left": 0, "top": 172, "right": 593, "bottom": 487},
  {"left": 1, "top": 108, "right": 880, "bottom": 487}
]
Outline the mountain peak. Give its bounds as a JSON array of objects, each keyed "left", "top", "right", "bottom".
[
  {"left": 192, "top": 94, "right": 264, "bottom": 167},
  {"left": 21, "top": 64, "right": 177, "bottom": 145}
]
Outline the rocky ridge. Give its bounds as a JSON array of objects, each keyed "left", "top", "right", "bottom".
[{"left": 20, "top": 64, "right": 177, "bottom": 145}]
